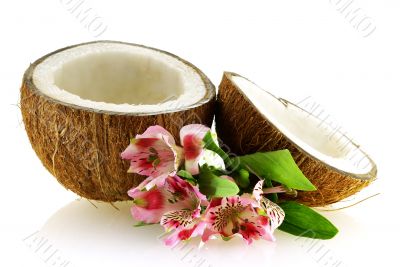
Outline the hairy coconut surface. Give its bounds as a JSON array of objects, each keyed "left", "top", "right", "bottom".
[
  {"left": 21, "top": 41, "right": 215, "bottom": 202},
  {"left": 216, "top": 72, "right": 376, "bottom": 206}
]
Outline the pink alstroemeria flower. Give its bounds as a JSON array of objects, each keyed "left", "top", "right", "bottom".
[
  {"left": 203, "top": 196, "right": 273, "bottom": 244},
  {"left": 128, "top": 175, "right": 207, "bottom": 226},
  {"left": 121, "top": 126, "right": 182, "bottom": 189},
  {"left": 160, "top": 175, "right": 208, "bottom": 246},
  {"left": 199, "top": 181, "right": 285, "bottom": 244},
  {"left": 161, "top": 175, "right": 238, "bottom": 246},
  {"left": 122, "top": 124, "right": 209, "bottom": 190}
]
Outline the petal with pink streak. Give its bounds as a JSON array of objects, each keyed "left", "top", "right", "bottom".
[
  {"left": 120, "top": 144, "right": 138, "bottom": 160},
  {"left": 179, "top": 124, "right": 210, "bottom": 145},
  {"left": 180, "top": 124, "right": 210, "bottom": 175},
  {"left": 129, "top": 188, "right": 167, "bottom": 223},
  {"left": 161, "top": 209, "right": 198, "bottom": 230},
  {"left": 164, "top": 220, "right": 208, "bottom": 246},
  {"left": 201, "top": 227, "right": 217, "bottom": 243},
  {"left": 164, "top": 230, "right": 181, "bottom": 247},
  {"left": 137, "top": 125, "right": 176, "bottom": 146},
  {"left": 131, "top": 206, "right": 165, "bottom": 224}
]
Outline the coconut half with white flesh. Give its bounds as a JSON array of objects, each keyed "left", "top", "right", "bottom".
[
  {"left": 21, "top": 41, "right": 215, "bottom": 202},
  {"left": 216, "top": 72, "right": 376, "bottom": 206}
]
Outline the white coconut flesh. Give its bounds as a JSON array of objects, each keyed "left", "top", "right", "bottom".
[
  {"left": 32, "top": 42, "right": 207, "bottom": 113},
  {"left": 230, "top": 75, "right": 374, "bottom": 177}
]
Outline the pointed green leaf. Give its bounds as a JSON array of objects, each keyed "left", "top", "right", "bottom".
[
  {"left": 278, "top": 201, "right": 338, "bottom": 239},
  {"left": 198, "top": 165, "right": 239, "bottom": 197},
  {"left": 177, "top": 170, "right": 197, "bottom": 185},
  {"left": 232, "top": 150, "right": 316, "bottom": 191}
]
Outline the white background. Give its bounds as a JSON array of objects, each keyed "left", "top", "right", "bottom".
[{"left": 1, "top": 0, "right": 398, "bottom": 266}]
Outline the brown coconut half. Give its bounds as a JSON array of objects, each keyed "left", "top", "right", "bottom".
[
  {"left": 21, "top": 41, "right": 215, "bottom": 202},
  {"left": 216, "top": 72, "right": 377, "bottom": 206}
]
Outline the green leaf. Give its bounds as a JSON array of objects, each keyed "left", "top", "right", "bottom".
[
  {"left": 278, "top": 201, "right": 338, "bottom": 239},
  {"left": 232, "top": 169, "right": 250, "bottom": 188},
  {"left": 203, "top": 131, "right": 235, "bottom": 169},
  {"left": 198, "top": 165, "right": 240, "bottom": 197},
  {"left": 177, "top": 170, "right": 197, "bottom": 185},
  {"left": 133, "top": 221, "right": 155, "bottom": 227},
  {"left": 177, "top": 170, "right": 194, "bottom": 179},
  {"left": 232, "top": 150, "right": 316, "bottom": 191}
]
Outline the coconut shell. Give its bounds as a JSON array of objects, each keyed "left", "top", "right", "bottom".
[
  {"left": 216, "top": 72, "right": 376, "bottom": 206},
  {"left": 20, "top": 41, "right": 215, "bottom": 202}
]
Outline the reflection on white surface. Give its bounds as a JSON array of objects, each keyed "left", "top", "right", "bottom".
[{"left": 33, "top": 199, "right": 377, "bottom": 267}]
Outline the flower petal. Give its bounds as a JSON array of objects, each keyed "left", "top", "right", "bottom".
[
  {"left": 120, "top": 144, "right": 138, "bottom": 160},
  {"left": 252, "top": 180, "right": 285, "bottom": 232},
  {"left": 201, "top": 227, "right": 217, "bottom": 243},
  {"left": 180, "top": 124, "right": 210, "bottom": 175},
  {"left": 206, "top": 197, "right": 245, "bottom": 236},
  {"left": 253, "top": 180, "right": 264, "bottom": 203},
  {"left": 179, "top": 124, "right": 210, "bottom": 146},
  {"left": 161, "top": 209, "right": 197, "bottom": 230},
  {"left": 181, "top": 134, "right": 203, "bottom": 160},
  {"left": 164, "top": 230, "right": 181, "bottom": 247},
  {"left": 204, "top": 196, "right": 277, "bottom": 244},
  {"left": 239, "top": 220, "right": 263, "bottom": 244},
  {"left": 138, "top": 125, "right": 176, "bottom": 146},
  {"left": 164, "top": 221, "right": 208, "bottom": 246},
  {"left": 142, "top": 174, "right": 169, "bottom": 191},
  {"left": 131, "top": 206, "right": 165, "bottom": 224},
  {"left": 125, "top": 137, "right": 178, "bottom": 178},
  {"left": 128, "top": 188, "right": 167, "bottom": 223},
  {"left": 259, "top": 197, "right": 285, "bottom": 231}
]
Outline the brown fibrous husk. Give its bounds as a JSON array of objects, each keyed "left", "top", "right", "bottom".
[{"left": 215, "top": 72, "right": 377, "bottom": 207}]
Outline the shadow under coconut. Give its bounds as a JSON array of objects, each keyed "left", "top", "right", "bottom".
[{"left": 37, "top": 200, "right": 365, "bottom": 267}]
